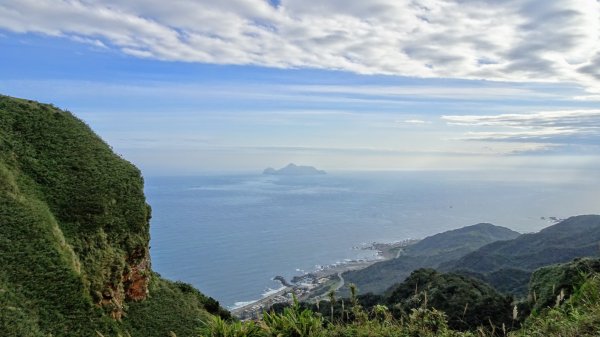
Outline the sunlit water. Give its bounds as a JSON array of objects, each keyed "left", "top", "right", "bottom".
[{"left": 145, "top": 170, "right": 600, "bottom": 308}]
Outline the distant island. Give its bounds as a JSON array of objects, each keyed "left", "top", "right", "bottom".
[{"left": 263, "top": 163, "right": 326, "bottom": 175}]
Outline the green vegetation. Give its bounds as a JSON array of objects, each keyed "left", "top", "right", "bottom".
[
  {"left": 124, "top": 274, "right": 230, "bottom": 337},
  {"left": 207, "top": 262, "right": 600, "bottom": 337},
  {"left": 444, "top": 215, "right": 600, "bottom": 296},
  {"left": 0, "top": 94, "right": 225, "bottom": 337},
  {"left": 343, "top": 223, "right": 520, "bottom": 295},
  {"left": 515, "top": 272, "right": 600, "bottom": 337},
  {"left": 386, "top": 269, "right": 513, "bottom": 331},
  {"left": 405, "top": 223, "right": 520, "bottom": 257},
  {"left": 289, "top": 269, "right": 512, "bottom": 332},
  {"left": 527, "top": 258, "right": 600, "bottom": 313}
]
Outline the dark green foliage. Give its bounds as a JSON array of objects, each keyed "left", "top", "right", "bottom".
[
  {"left": 343, "top": 223, "right": 520, "bottom": 295},
  {"left": 0, "top": 95, "right": 225, "bottom": 336},
  {"left": 174, "top": 281, "right": 232, "bottom": 319},
  {"left": 444, "top": 215, "right": 600, "bottom": 297},
  {"left": 386, "top": 269, "right": 514, "bottom": 331},
  {"left": 0, "top": 277, "right": 45, "bottom": 337},
  {"left": 454, "top": 268, "right": 532, "bottom": 295}
]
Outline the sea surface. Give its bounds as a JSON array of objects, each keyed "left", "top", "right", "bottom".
[{"left": 145, "top": 170, "right": 600, "bottom": 308}]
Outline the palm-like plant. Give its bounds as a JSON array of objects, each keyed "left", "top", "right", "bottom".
[
  {"left": 327, "top": 290, "right": 336, "bottom": 323},
  {"left": 261, "top": 294, "right": 324, "bottom": 337}
]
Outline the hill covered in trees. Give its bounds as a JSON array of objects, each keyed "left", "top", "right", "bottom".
[
  {"left": 342, "top": 216, "right": 600, "bottom": 298},
  {"left": 342, "top": 223, "right": 520, "bottom": 295},
  {"left": 0, "top": 95, "right": 228, "bottom": 337},
  {"left": 443, "top": 215, "right": 600, "bottom": 296}
]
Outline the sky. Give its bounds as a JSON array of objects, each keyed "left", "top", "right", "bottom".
[{"left": 1, "top": 0, "right": 600, "bottom": 176}]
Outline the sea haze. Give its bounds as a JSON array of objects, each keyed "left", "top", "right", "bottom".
[{"left": 145, "top": 170, "right": 600, "bottom": 308}]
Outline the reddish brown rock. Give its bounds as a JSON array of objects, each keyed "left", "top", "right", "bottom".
[{"left": 124, "top": 246, "right": 150, "bottom": 301}]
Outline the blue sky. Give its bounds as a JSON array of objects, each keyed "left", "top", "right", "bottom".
[{"left": 1, "top": 1, "right": 600, "bottom": 175}]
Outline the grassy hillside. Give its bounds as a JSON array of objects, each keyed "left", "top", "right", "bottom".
[
  {"left": 527, "top": 258, "right": 600, "bottom": 313},
  {"left": 518, "top": 277, "right": 600, "bottom": 336},
  {"left": 444, "top": 215, "right": 600, "bottom": 296},
  {"left": 0, "top": 95, "right": 226, "bottom": 337},
  {"left": 342, "top": 223, "right": 520, "bottom": 295}
]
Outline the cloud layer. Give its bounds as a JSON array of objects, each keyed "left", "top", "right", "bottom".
[
  {"left": 1, "top": 0, "right": 599, "bottom": 91},
  {"left": 443, "top": 109, "right": 600, "bottom": 148}
]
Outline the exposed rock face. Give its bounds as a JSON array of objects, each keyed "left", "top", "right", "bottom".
[
  {"left": 124, "top": 246, "right": 151, "bottom": 301},
  {"left": 99, "top": 247, "right": 150, "bottom": 320}
]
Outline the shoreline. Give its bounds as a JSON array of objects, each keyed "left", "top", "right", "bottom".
[{"left": 231, "top": 239, "right": 417, "bottom": 319}]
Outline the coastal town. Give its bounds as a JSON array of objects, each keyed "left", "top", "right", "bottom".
[{"left": 232, "top": 239, "right": 417, "bottom": 319}]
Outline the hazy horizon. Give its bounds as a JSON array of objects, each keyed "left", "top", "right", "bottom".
[{"left": 1, "top": 1, "right": 599, "bottom": 177}]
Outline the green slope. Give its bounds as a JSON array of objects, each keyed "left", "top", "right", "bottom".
[
  {"left": 527, "top": 257, "right": 600, "bottom": 313},
  {"left": 0, "top": 95, "right": 226, "bottom": 337},
  {"left": 514, "top": 258, "right": 600, "bottom": 337},
  {"left": 444, "top": 215, "right": 600, "bottom": 296},
  {"left": 342, "top": 223, "right": 520, "bottom": 295}
]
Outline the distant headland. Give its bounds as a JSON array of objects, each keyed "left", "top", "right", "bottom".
[{"left": 263, "top": 163, "right": 326, "bottom": 176}]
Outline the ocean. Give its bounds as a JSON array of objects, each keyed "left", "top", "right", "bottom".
[{"left": 145, "top": 170, "right": 600, "bottom": 308}]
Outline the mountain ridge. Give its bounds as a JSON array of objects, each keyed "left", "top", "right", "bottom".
[
  {"left": 341, "top": 222, "right": 520, "bottom": 295},
  {"left": 443, "top": 214, "right": 600, "bottom": 296}
]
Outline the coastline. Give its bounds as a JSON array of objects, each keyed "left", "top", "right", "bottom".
[{"left": 231, "top": 239, "right": 417, "bottom": 319}]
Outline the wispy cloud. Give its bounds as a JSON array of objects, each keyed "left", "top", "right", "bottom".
[
  {"left": 1, "top": 0, "right": 599, "bottom": 91},
  {"left": 0, "top": 79, "right": 580, "bottom": 111},
  {"left": 442, "top": 109, "right": 600, "bottom": 146},
  {"left": 443, "top": 109, "right": 600, "bottom": 128},
  {"left": 398, "top": 119, "right": 430, "bottom": 125},
  {"left": 288, "top": 84, "right": 566, "bottom": 101}
]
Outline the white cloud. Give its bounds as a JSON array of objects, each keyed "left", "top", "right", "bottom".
[
  {"left": 398, "top": 119, "right": 431, "bottom": 125},
  {"left": 1, "top": 0, "right": 599, "bottom": 91},
  {"left": 443, "top": 109, "right": 600, "bottom": 127},
  {"left": 573, "top": 95, "right": 600, "bottom": 101},
  {"left": 69, "top": 35, "right": 107, "bottom": 48},
  {"left": 442, "top": 109, "right": 600, "bottom": 145}
]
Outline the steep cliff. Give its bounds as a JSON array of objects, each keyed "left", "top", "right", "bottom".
[{"left": 0, "top": 95, "right": 226, "bottom": 337}]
